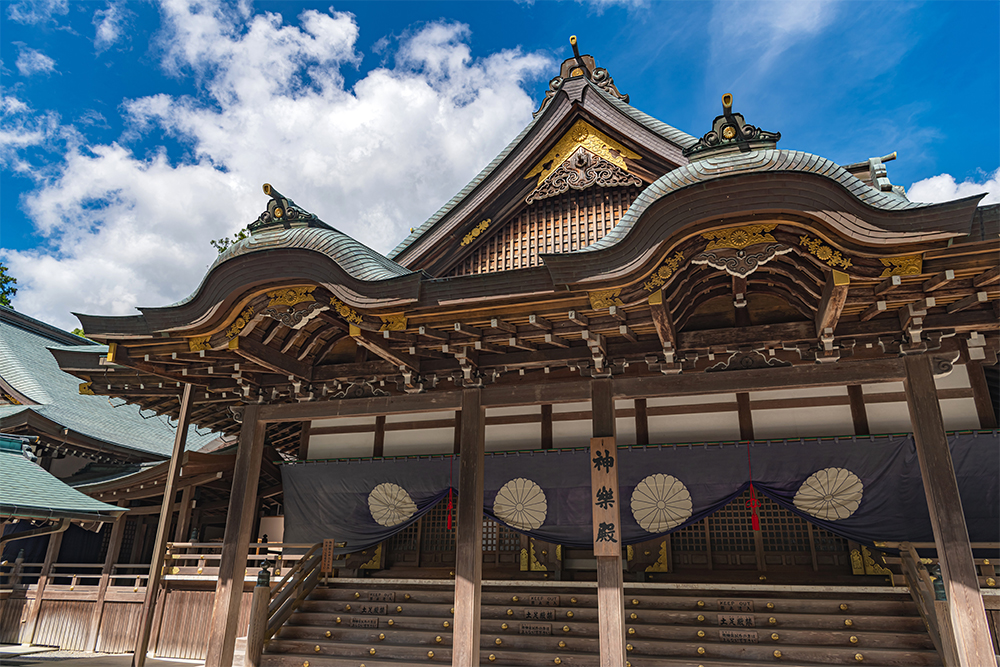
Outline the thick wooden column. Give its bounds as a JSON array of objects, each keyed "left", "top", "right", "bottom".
[
  {"left": 204, "top": 405, "right": 267, "bottom": 667},
  {"left": 451, "top": 390, "right": 485, "bottom": 667},
  {"left": 21, "top": 527, "right": 65, "bottom": 645},
  {"left": 88, "top": 501, "right": 130, "bottom": 651},
  {"left": 965, "top": 361, "right": 998, "bottom": 429},
  {"left": 591, "top": 379, "right": 626, "bottom": 667},
  {"left": 173, "top": 486, "right": 195, "bottom": 543},
  {"left": 133, "top": 383, "right": 195, "bottom": 667},
  {"left": 903, "top": 355, "right": 994, "bottom": 666},
  {"left": 847, "top": 384, "right": 870, "bottom": 435}
]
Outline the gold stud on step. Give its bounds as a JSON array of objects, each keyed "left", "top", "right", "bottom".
[
  {"left": 378, "top": 633, "right": 385, "bottom": 640},
  {"left": 627, "top": 644, "right": 634, "bottom": 652},
  {"left": 773, "top": 650, "right": 782, "bottom": 658},
  {"left": 766, "top": 602, "right": 774, "bottom": 609},
  {"left": 345, "top": 604, "right": 351, "bottom": 611},
  {"left": 449, "top": 607, "right": 454, "bottom": 614},
  {"left": 855, "top": 654, "right": 864, "bottom": 662},
  {"left": 405, "top": 593, "right": 411, "bottom": 599},
  {"left": 369, "top": 648, "right": 376, "bottom": 655},
  {"left": 427, "top": 651, "right": 434, "bottom": 659},
  {"left": 697, "top": 614, "right": 705, "bottom": 622},
  {"left": 501, "top": 623, "right": 508, "bottom": 630},
  {"left": 442, "top": 621, "right": 449, "bottom": 628},
  {"left": 512, "top": 596, "right": 519, "bottom": 602},
  {"left": 697, "top": 630, "right": 705, "bottom": 638},
  {"left": 697, "top": 600, "right": 705, "bottom": 607},
  {"left": 388, "top": 619, "right": 394, "bottom": 626},
  {"left": 696, "top": 647, "right": 705, "bottom": 655},
  {"left": 563, "top": 626, "right": 570, "bottom": 633},
  {"left": 628, "top": 627, "right": 635, "bottom": 635},
  {"left": 632, "top": 599, "right": 639, "bottom": 605},
  {"left": 355, "top": 592, "right": 360, "bottom": 598},
  {"left": 325, "top": 630, "right": 331, "bottom": 638},
  {"left": 398, "top": 606, "right": 404, "bottom": 613},
  {"left": 558, "top": 641, "right": 566, "bottom": 648},
  {"left": 771, "top": 633, "right": 779, "bottom": 641},
  {"left": 335, "top": 617, "right": 342, "bottom": 624},
  {"left": 506, "top": 609, "right": 513, "bottom": 616},
  {"left": 631, "top": 613, "right": 638, "bottom": 620},
  {"left": 495, "top": 638, "right": 502, "bottom": 645},
  {"left": 488, "top": 656, "right": 496, "bottom": 663},
  {"left": 302, "top": 662, "right": 308, "bottom": 667},
  {"left": 314, "top": 646, "right": 321, "bottom": 653},
  {"left": 566, "top": 611, "right": 574, "bottom": 618},
  {"left": 844, "top": 619, "right": 853, "bottom": 627},
  {"left": 554, "top": 659, "right": 561, "bottom": 665},
  {"left": 840, "top": 603, "right": 848, "bottom": 611},
  {"left": 850, "top": 636, "right": 858, "bottom": 644},
  {"left": 570, "top": 598, "right": 577, "bottom": 604},
  {"left": 768, "top": 617, "right": 777, "bottom": 625},
  {"left": 435, "top": 636, "right": 442, "bottom": 643}
]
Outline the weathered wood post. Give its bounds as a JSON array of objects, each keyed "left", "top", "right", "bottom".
[
  {"left": 87, "top": 500, "right": 129, "bottom": 651},
  {"left": 591, "top": 378, "right": 626, "bottom": 667},
  {"left": 244, "top": 565, "right": 271, "bottom": 667},
  {"left": 132, "top": 382, "right": 194, "bottom": 667},
  {"left": 903, "top": 354, "right": 994, "bottom": 666},
  {"left": 22, "top": 526, "right": 66, "bottom": 645},
  {"left": 204, "top": 404, "right": 267, "bottom": 667},
  {"left": 9, "top": 549, "right": 24, "bottom": 586},
  {"left": 451, "top": 389, "right": 485, "bottom": 667}
]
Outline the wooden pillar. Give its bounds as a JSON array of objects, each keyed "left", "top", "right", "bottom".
[
  {"left": 634, "top": 398, "right": 649, "bottom": 446},
  {"left": 591, "top": 379, "right": 626, "bottom": 667},
  {"left": 847, "top": 384, "right": 870, "bottom": 435},
  {"left": 451, "top": 389, "right": 485, "bottom": 667},
  {"left": 373, "top": 415, "right": 386, "bottom": 457},
  {"left": 133, "top": 383, "right": 195, "bottom": 667},
  {"left": 173, "top": 486, "right": 195, "bottom": 543},
  {"left": 903, "top": 354, "right": 994, "bottom": 666},
  {"left": 541, "top": 404, "right": 553, "bottom": 449},
  {"left": 87, "top": 501, "right": 130, "bottom": 651},
  {"left": 21, "top": 528, "right": 65, "bottom": 645},
  {"left": 203, "top": 405, "right": 267, "bottom": 667},
  {"left": 297, "top": 420, "right": 312, "bottom": 460},
  {"left": 736, "top": 392, "right": 754, "bottom": 440},
  {"left": 966, "top": 361, "right": 998, "bottom": 429}
]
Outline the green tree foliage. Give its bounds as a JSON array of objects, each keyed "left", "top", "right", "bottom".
[
  {"left": 0, "top": 262, "right": 17, "bottom": 307},
  {"left": 210, "top": 229, "right": 250, "bottom": 254}
]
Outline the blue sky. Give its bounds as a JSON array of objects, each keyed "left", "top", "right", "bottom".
[{"left": 1, "top": 0, "right": 997, "bottom": 329}]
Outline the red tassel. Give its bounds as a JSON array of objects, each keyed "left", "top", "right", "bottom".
[
  {"left": 749, "top": 484, "right": 761, "bottom": 531},
  {"left": 446, "top": 489, "right": 453, "bottom": 530}
]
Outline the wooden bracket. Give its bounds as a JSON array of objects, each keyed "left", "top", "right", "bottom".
[{"left": 815, "top": 270, "right": 850, "bottom": 336}]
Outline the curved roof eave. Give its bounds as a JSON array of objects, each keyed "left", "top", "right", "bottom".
[{"left": 540, "top": 150, "right": 984, "bottom": 287}]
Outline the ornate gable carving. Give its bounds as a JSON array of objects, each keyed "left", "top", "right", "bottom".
[
  {"left": 526, "top": 119, "right": 641, "bottom": 188},
  {"left": 526, "top": 146, "right": 642, "bottom": 204}
]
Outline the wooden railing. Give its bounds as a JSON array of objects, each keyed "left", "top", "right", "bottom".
[
  {"left": 0, "top": 559, "right": 150, "bottom": 591},
  {"left": 244, "top": 541, "right": 328, "bottom": 667},
  {"left": 162, "top": 541, "right": 319, "bottom": 580}
]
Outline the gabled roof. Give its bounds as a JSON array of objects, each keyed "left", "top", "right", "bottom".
[
  {"left": 0, "top": 306, "right": 218, "bottom": 459},
  {"left": 386, "top": 76, "right": 698, "bottom": 268},
  {"left": 0, "top": 435, "right": 128, "bottom": 522}
]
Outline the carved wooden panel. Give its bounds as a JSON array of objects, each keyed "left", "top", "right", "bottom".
[{"left": 447, "top": 185, "right": 641, "bottom": 276}]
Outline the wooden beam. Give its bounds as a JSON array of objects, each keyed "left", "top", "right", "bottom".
[
  {"left": 591, "top": 379, "right": 626, "bottom": 667},
  {"left": 634, "top": 398, "right": 649, "bottom": 446},
  {"left": 133, "top": 384, "right": 194, "bottom": 667},
  {"left": 88, "top": 501, "right": 129, "bottom": 651},
  {"left": 452, "top": 389, "right": 485, "bottom": 667},
  {"left": 874, "top": 274, "right": 903, "bottom": 296},
  {"left": 544, "top": 333, "right": 569, "bottom": 348},
  {"left": 736, "top": 392, "right": 754, "bottom": 440},
  {"left": 373, "top": 415, "right": 386, "bottom": 457},
  {"left": 973, "top": 265, "right": 1000, "bottom": 287},
  {"left": 903, "top": 355, "right": 994, "bottom": 666},
  {"left": 648, "top": 289, "right": 676, "bottom": 352},
  {"left": 568, "top": 310, "right": 589, "bottom": 327},
  {"left": 815, "top": 270, "right": 850, "bottom": 336},
  {"left": 847, "top": 385, "right": 870, "bottom": 436},
  {"left": 173, "top": 486, "right": 195, "bottom": 543},
  {"left": 351, "top": 325, "right": 421, "bottom": 372},
  {"left": 229, "top": 335, "right": 311, "bottom": 381},
  {"left": 297, "top": 420, "right": 311, "bottom": 459},
  {"left": 203, "top": 405, "right": 266, "bottom": 667},
  {"left": 541, "top": 404, "right": 553, "bottom": 449},
  {"left": 947, "top": 292, "right": 988, "bottom": 314},
  {"left": 859, "top": 300, "right": 887, "bottom": 322},
  {"left": 528, "top": 314, "right": 553, "bottom": 331},
  {"left": 922, "top": 270, "right": 955, "bottom": 293}
]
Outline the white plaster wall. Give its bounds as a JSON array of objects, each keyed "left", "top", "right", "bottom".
[
  {"left": 486, "top": 405, "right": 540, "bottom": 452},
  {"left": 647, "top": 411, "right": 741, "bottom": 444},
  {"left": 257, "top": 515, "right": 284, "bottom": 543},
  {"left": 750, "top": 385, "right": 853, "bottom": 440},
  {"left": 616, "top": 398, "right": 636, "bottom": 445},
  {"left": 307, "top": 416, "right": 376, "bottom": 459},
  {"left": 646, "top": 393, "right": 738, "bottom": 407},
  {"left": 862, "top": 365, "right": 978, "bottom": 434}
]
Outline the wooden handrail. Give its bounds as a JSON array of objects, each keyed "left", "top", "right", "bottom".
[{"left": 898, "top": 541, "right": 959, "bottom": 666}]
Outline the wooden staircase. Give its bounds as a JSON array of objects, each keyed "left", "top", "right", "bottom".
[{"left": 259, "top": 580, "right": 941, "bottom": 666}]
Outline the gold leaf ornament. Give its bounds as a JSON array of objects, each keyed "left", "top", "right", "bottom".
[
  {"left": 879, "top": 254, "right": 922, "bottom": 277},
  {"left": 799, "top": 236, "right": 853, "bottom": 269},
  {"left": 188, "top": 335, "right": 212, "bottom": 352},
  {"left": 588, "top": 288, "right": 624, "bottom": 310},
  {"left": 379, "top": 313, "right": 407, "bottom": 332},
  {"left": 267, "top": 286, "right": 315, "bottom": 308},
  {"left": 643, "top": 252, "right": 685, "bottom": 292},
  {"left": 702, "top": 224, "right": 777, "bottom": 251},
  {"left": 329, "top": 295, "right": 363, "bottom": 325},
  {"left": 461, "top": 219, "right": 491, "bottom": 247},
  {"left": 526, "top": 120, "right": 641, "bottom": 187},
  {"left": 226, "top": 305, "right": 256, "bottom": 339}
]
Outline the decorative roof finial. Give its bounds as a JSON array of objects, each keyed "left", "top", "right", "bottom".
[
  {"left": 683, "top": 93, "right": 781, "bottom": 159},
  {"left": 248, "top": 183, "right": 321, "bottom": 234},
  {"left": 534, "top": 36, "right": 629, "bottom": 117}
]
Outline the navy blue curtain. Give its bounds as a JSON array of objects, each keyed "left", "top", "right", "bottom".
[{"left": 281, "top": 431, "right": 999, "bottom": 552}]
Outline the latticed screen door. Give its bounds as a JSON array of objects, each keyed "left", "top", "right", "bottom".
[
  {"left": 419, "top": 500, "right": 456, "bottom": 565},
  {"left": 482, "top": 517, "right": 520, "bottom": 565}
]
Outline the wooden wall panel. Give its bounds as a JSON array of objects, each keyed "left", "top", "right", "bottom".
[
  {"left": 447, "top": 186, "right": 641, "bottom": 277},
  {"left": 0, "top": 598, "right": 28, "bottom": 644},
  {"left": 33, "top": 600, "right": 94, "bottom": 650},
  {"left": 96, "top": 602, "right": 143, "bottom": 653},
  {"left": 154, "top": 588, "right": 253, "bottom": 660}
]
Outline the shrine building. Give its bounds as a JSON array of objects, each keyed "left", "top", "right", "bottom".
[{"left": 6, "top": 42, "right": 999, "bottom": 667}]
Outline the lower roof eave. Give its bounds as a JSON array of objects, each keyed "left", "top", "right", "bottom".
[{"left": 0, "top": 504, "right": 128, "bottom": 523}]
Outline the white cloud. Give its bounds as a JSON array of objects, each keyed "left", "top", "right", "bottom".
[
  {"left": 93, "top": 2, "right": 131, "bottom": 52},
  {"left": 7, "top": 0, "right": 67, "bottom": 24},
  {"left": 15, "top": 47, "right": 56, "bottom": 77},
  {"left": 1, "top": 0, "right": 552, "bottom": 329},
  {"left": 907, "top": 169, "right": 1000, "bottom": 206}
]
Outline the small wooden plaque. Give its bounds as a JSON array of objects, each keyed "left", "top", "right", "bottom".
[
  {"left": 350, "top": 617, "right": 379, "bottom": 628},
  {"left": 519, "top": 623, "right": 552, "bottom": 635},
  {"left": 357, "top": 603, "right": 387, "bottom": 615},
  {"left": 321, "top": 538, "right": 335, "bottom": 574},
  {"left": 521, "top": 609, "right": 555, "bottom": 621},
  {"left": 368, "top": 591, "right": 395, "bottom": 602},
  {"left": 590, "top": 436, "right": 621, "bottom": 557},
  {"left": 720, "top": 629, "right": 758, "bottom": 643},
  {"left": 528, "top": 595, "right": 560, "bottom": 606},
  {"left": 718, "top": 599, "right": 753, "bottom": 612},
  {"left": 717, "top": 614, "right": 755, "bottom": 627}
]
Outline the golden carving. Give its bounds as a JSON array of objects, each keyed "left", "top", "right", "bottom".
[
  {"left": 626, "top": 545, "right": 634, "bottom": 561},
  {"left": 556, "top": 544, "right": 562, "bottom": 561},
  {"left": 987, "top": 577, "right": 996, "bottom": 587},
  {"left": 526, "top": 119, "right": 641, "bottom": 187},
  {"left": 529, "top": 538, "right": 546, "bottom": 571},
  {"left": 520, "top": 547, "right": 529, "bottom": 571},
  {"left": 878, "top": 254, "right": 922, "bottom": 277},
  {"left": 589, "top": 288, "right": 623, "bottom": 310},
  {"left": 461, "top": 219, "right": 491, "bottom": 247},
  {"left": 861, "top": 545, "right": 891, "bottom": 576},
  {"left": 850, "top": 549, "right": 864, "bottom": 575},
  {"left": 644, "top": 540, "right": 669, "bottom": 573},
  {"left": 703, "top": 224, "right": 777, "bottom": 250},
  {"left": 226, "top": 305, "right": 256, "bottom": 339},
  {"left": 330, "top": 295, "right": 363, "bottom": 325},
  {"left": 642, "top": 251, "right": 685, "bottom": 292},
  {"left": 379, "top": 313, "right": 407, "bottom": 332},
  {"left": 360, "top": 543, "right": 382, "bottom": 570},
  {"left": 267, "top": 286, "right": 315, "bottom": 308},
  {"left": 2, "top": 391, "right": 22, "bottom": 405},
  {"left": 799, "top": 235, "right": 853, "bottom": 269},
  {"left": 78, "top": 382, "right": 95, "bottom": 396},
  {"left": 188, "top": 335, "right": 212, "bottom": 352}
]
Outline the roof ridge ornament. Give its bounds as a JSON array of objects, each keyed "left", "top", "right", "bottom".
[
  {"left": 248, "top": 183, "right": 323, "bottom": 234},
  {"left": 535, "top": 36, "right": 629, "bottom": 117},
  {"left": 683, "top": 93, "right": 781, "bottom": 159}
]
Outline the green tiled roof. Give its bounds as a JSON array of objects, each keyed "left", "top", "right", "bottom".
[
  {"left": 0, "top": 307, "right": 218, "bottom": 459},
  {"left": 0, "top": 435, "right": 127, "bottom": 521}
]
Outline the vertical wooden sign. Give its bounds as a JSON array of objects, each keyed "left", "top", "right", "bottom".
[
  {"left": 590, "top": 436, "right": 621, "bottom": 557},
  {"left": 322, "top": 539, "right": 336, "bottom": 575}
]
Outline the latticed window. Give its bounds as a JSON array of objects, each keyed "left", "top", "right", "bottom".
[
  {"left": 387, "top": 520, "right": 419, "bottom": 552},
  {"left": 708, "top": 489, "right": 755, "bottom": 552},
  {"left": 812, "top": 527, "right": 848, "bottom": 552},
  {"left": 420, "top": 501, "right": 455, "bottom": 553},
  {"left": 671, "top": 519, "right": 707, "bottom": 552},
  {"left": 759, "top": 495, "right": 810, "bottom": 552}
]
